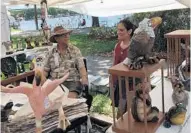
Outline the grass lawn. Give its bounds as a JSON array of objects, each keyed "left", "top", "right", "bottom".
[
  {"left": 11, "top": 34, "right": 117, "bottom": 56},
  {"left": 70, "top": 34, "right": 117, "bottom": 56}
]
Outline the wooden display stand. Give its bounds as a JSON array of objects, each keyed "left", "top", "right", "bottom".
[
  {"left": 164, "top": 30, "right": 190, "bottom": 77},
  {"left": 108, "top": 59, "right": 165, "bottom": 133}
]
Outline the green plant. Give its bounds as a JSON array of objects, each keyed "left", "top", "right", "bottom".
[
  {"left": 90, "top": 94, "right": 116, "bottom": 117},
  {"left": 89, "top": 27, "right": 117, "bottom": 40}
]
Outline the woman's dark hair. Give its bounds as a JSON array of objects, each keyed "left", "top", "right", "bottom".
[{"left": 119, "top": 18, "right": 137, "bottom": 37}]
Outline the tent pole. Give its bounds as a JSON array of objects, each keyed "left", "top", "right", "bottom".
[{"left": 34, "top": 4, "right": 39, "bottom": 30}]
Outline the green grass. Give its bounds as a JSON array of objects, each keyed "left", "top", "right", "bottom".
[
  {"left": 90, "top": 94, "right": 117, "bottom": 117},
  {"left": 70, "top": 34, "right": 116, "bottom": 56},
  {"left": 11, "top": 27, "right": 22, "bottom": 33},
  {"left": 11, "top": 34, "right": 116, "bottom": 56}
]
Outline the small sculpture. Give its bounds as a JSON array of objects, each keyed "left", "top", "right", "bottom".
[
  {"left": 2, "top": 41, "right": 13, "bottom": 55},
  {"left": 123, "top": 17, "right": 162, "bottom": 70},
  {"left": 1, "top": 101, "right": 14, "bottom": 133},
  {"left": 1, "top": 68, "right": 70, "bottom": 133},
  {"left": 177, "top": 60, "right": 190, "bottom": 91},
  {"left": 171, "top": 76, "right": 189, "bottom": 107},
  {"left": 163, "top": 103, "right": 187, "bottom": 128},
  {"left": 25, "top": 38, "right": 34, "bottom": 49},
  {"left": 131, "top": 89, "right": 159, "bottom": 122}
]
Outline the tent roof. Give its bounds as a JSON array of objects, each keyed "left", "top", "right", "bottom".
[
  {"left": 2, "top": 0, "right": 91, "bottom": 6},
  {"left": 3, "top": 0, "right": 190, "bottom": 17},
  {"left": 56, "top": 0, "right": 190, "bottom": 17}
]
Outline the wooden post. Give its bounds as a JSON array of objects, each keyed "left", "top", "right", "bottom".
[
  {"left": 169, "top": 38, "right": 172, "bottom": 77},
  {"left": 34, "top": 5, "right": 38, "bottom": 30},
  {"left": 133, "top": 77, "right": 136, "bottom": 94},
  {"left": 110, "top": 76, "right": 116, "bottom": 126},
  {"left": 161, "top": 67, "right": 165, "bottom": 114},
  {"left": 125, "top": 77, "right": 131, "bottom": 132},
  {"left": 175, "top": 38, "right": 179, "bottom": 75},
  {"left": 142, "top": 78, "right": 148, "bottom": 133},
  {"left": 167, "top": 39, "right": 170, "bottom": 77},
  {"left": 178, "top": 38, "right": 181, "bottom": 66},
  {"left": 118, "top": 76, "right": 123, "bottom": 120},
  {"left": 185, "top": 38, "right": 189, "bottom": 72}
]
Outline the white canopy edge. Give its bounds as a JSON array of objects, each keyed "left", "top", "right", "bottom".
[
  {"left": 55, "top": 0, "right": 190, "bottom": 17},
  {"left": 2, "top": 0, "right": 92, "bottom": 6}
]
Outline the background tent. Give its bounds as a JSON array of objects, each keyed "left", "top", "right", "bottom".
[
  {"left": 3, "top": 0, "right": 190, "bottom": 17},
  {"left": 1, "top": 4, "right": 11, "bottom": 56},
  {"left": 56, "top": 0, "right": 190, "bottom": 17},
  {"left": 2, "top": 0, "right": 91, "bottom": 6},
  {"left": 1, "top": 4, "right": 10, "bottom": 43}
]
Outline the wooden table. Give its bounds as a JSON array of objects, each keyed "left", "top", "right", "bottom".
[
  {"left": 164, "top": 30, "right": 190, "bottom": 77},
  {"left": 1, "top": 71, "right": 34, "bottom": 86},
  {"left": 108, "top": 59, "right": 165, "bottom": 133}
]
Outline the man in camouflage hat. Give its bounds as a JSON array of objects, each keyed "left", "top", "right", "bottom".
[{"left": 44, "top": 26, "right": 88, "bottom": 98}]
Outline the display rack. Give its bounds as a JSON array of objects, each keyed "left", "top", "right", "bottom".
[
  {"left": 108, "top": 59, "right": 165, "bottom": 133},
  {"left": 164, "top": 30, "right": 190, "bottom": 77}
]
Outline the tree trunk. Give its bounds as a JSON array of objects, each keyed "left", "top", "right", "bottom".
[
  {"left": 92, "top": 16, "right": 100, "bottom": 27},
  {"left": 34, "top": 5, "right": 38, "bottom": 30}
]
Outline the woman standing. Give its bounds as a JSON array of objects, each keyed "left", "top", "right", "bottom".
[{"left": 110, "top": 18, "right": 140, "bottom": 118}]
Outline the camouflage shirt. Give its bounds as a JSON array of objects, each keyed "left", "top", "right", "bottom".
[{"left": 44, "top": 44, "right": 84, "bottom": 81}]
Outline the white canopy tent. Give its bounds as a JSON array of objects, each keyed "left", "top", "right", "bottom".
[
  {"left": 3, "top": 0, "right": 190, "bottom": 17},
  {"left": 56, "top": 0, "right": 190, "bottom": 17},
  {"left": 1, "top": 4, "right": 11, "bottom": 56},
  {"left": 2, "top": 0, "right": 91, "bottom": 6}
]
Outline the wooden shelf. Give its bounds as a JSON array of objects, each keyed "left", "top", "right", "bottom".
[
  {"left": 164, "top": 30, "right": 190, "bottom": 38},
  {"left": 108, "top": 59, "right": 165, "bottom": 78},
  {"left": 112, "top": 111, "right": 164, "bottom": 133},
  {"left": 108, "top": 59, "right": 165, "bottom": 133},
  {"left": 1, "top": 71, "right": 34, "bottom": 86}
]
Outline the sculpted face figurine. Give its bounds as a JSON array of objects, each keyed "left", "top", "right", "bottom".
[
  {"left": 123, "top": 17, "right": 162, "bottom": 70},
  {"left": 1, "top": 67, "right": 70, "bottom": 133},
  {"left": 171, "top": 76, "right": 189, "bottom": 107},
  {"left": 131, "top": 89, "right": 159, "bottom": 122}
]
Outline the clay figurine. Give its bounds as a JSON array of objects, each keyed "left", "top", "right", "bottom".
[
  {"left": 1, "top": 101, "right": 14, "bottom": 133},
  {"left": 163, "top": 103, "right": 187, "bottom": 128},
  {"left": 171, "top": 76, "right": 189, "bottom": 107},
  {"left": 177, "top": 60, "right": 190, "bottom": 91},
  {"left": 131, "top": 89, "right": 159, "bottom": 122}
]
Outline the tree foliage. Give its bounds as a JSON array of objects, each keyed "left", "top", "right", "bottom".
[
  {"left": 9, "top": 7, "right": 78, "bottom": 20},
  {"left": 129, "top": 9, "right": 190, "bottom": 51}
]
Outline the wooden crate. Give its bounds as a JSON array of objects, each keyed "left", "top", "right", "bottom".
[
  {"left": 108, "top": 59, "right": 165, "bottom": 133},
  {"left": 164, "top": 30, "right": 190, "bottom": 77}
]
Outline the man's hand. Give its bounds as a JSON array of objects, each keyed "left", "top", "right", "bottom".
[
  {"left": 81, "top": 78, "right": 88, "bottom": 85},
  {"left": 79, "top": 67, "right": 88, "bottom": 85}
]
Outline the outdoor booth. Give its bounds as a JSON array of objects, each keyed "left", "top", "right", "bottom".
[{"left": 1, "top": 0, "right": 190, "bottom": 133}]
